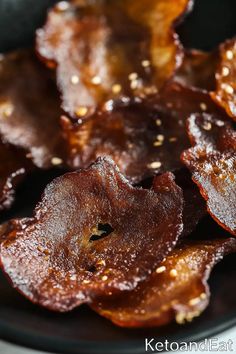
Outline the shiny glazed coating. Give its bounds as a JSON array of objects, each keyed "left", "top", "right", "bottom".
[
  {"left": 91, "top": 239, "right": 236, "bottom": 327},
  {"left": 0, "top": 158, "right": 183, "bottom": 311},
  {"left": 62, "top": 82, "right": 223, "bottom": 183},
  {"left": 175, "top": 49, "right": 217, "bottom": 91},
  {"left": 211, "top": 38, "right": 236, "bottom": 120},
  {"left": 182, "top": 113, "right": 236, "bottom": 235},
  {"left": 0, "top": 49, "right": 64, "bottom": 168},
  {"left": 36, "top": 0, "right": 192, "bottom": 118}
]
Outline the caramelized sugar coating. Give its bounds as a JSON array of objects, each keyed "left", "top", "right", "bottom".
[
  {"left": 175, "top": 49, "right": 217, "bottom": 91},
  {"left": 0, "top": 49, "right": 64, "bottom": 169},
  {"left": 62, "top": 82, "right": 224, "bottom": 183},
  {"left": 211, "top": 38, "right": 236, "bottom": 120},
  {"left": 36, "top": 0, "right": 193, "bottom": 118},
  {"left": 91, "top": 239, "right": 236, "bottom": 327},
  {"left": 182, "top": 113, "right": 236, "bottom": 235},
  {"left": 0, "top": 158, "right": 183, "bottom": 311}
]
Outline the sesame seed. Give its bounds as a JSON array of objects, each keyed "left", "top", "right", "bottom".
[
  {"left": 202, "top": 122, "right": 212, "bottom": 131},
  {"left": 130, "top": 79, "right": 139, "bottom": 90},
  {"left": 169, "top": 137, "right": 177, "bottom": 142},
  {"left": 156, "top": 265, "right": 166, "bottom": 273},
  {"left": 71, "top": 75, "right": 79, "bottom": 85},
  {"left": 200, "top": 292, "right": 207, "bottom": 300},
  {"left": 83, "top": 279, "right": 90, "bottom": 284},
  {"left": 222, "top": 66, "right": 230, "bottom": 77},
  {"left": 200, "top": 102, "right": 207, "bottom": 111},
  {"left": 148, "top": 161, "right": 162, "bottom": 169},
  {"left": 97, "top": 259, "right": 106, "bottom": 266},
  {"left": 153, "top": 141, "right": 163, "bottom": 147},
  {"left": 112, "top": 84, "right": 122, "bottom": 94},
  {"left": 226, "top": 50, "right": 234, "bottom": 60},
  {"left": 57, "top": 1, "right": 70, "bottom": 11},
  {"left": 128, "top": 72, "right": 138, "bottom": 81},
  {"left": 102, "top": 275, "right": 108, "bottom": 281},
  {"left": 91, "top": 76, "right": 102, "bottom": 85},
  {"left": 175, "top": 312, "right": 186, "bottom": 324},
  {"left": 169, "top": 269, "right": 177, "bottom": 277},
  {"left": 142, "top": 60, "right": 150, "bottom": 68},
  {"left": 222, "top": 83, "right": 234, "bottom": 94},
  {"left": 189, "top": 297, "right": 201, "bottom": 306},
  {"left": 1, "top": 102, "right": 14, "bottom": 117},
  {"left": 76, "top": 107, "right": 88, "bottom": 117},
  {"left": 155, "top": 119, "right": 162, "bottom": 126},
  {"left": 157, "top": 134, "right": 164, "bottom": 142},
  {"left": 51, "top": 157, "right": 63, "bottom": 166}
]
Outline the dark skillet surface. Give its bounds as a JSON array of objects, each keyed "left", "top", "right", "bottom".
[{"left": 0, "top": 1, "right": 236, "bottom": 353}]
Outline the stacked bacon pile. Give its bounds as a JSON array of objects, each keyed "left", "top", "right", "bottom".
[{"left": 0, "top": 0, "right": 236, "bottom": 328}]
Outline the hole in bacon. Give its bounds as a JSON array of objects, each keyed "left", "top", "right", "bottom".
[
  {"left": 36, "top": 0, "right": 193, "bottom": 118},
  {"left": 90, "top": 239, "right": 236, "bottom": 327},
  {"left": 0, "top": 157, "right": 183, "bottom": 311},
  {"left": 89, "top": 223, "right": 114, "bottom": 242},
  {"left": 182, "top": 112, "right": 236, "bottom": 236}
]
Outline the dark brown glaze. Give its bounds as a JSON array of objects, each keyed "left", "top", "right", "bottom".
[
  {"left": 211, "top": 38, "right": 236, "bottom": 120},
  {"left": 175, "top": 49, "right": 217, "bottom": 91},
  {"left": 0, "top": 158, "right": 183, "bottom": 311},
  {"left": 175, "top": 169, "right": 206, "bottom": 238},
  {"left": 90, "top": 239, "right": 236, "bottom": 327},
  {"left": 182, "top": 113, "right": 236, "bottom": 235},
  {"left": 0, "top": 49, "right": 65, "bottom": 169},
  {"left": 36, "top": 0, "right": 193, "bottom": 118},
  {"left": 61, "top": 82, "right": 225, "bottom": 183}
]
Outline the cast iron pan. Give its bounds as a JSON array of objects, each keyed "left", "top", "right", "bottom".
[{"left": 0, "top": 1, "right": 236, "bottom": 353}]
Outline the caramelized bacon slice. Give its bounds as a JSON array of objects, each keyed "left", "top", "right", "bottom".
[
  {"left": 0, "top": 158, "right": 183, "bottom": 311},
  {"left": 36, "top": 0, "right": 192, "bottom": 118},
  {"left": 182, "top": 113, "right": 236, "bottom": 235},
  {"left": 90, "top": 239, "right": 236, "bottom": 327},
  {"left": 61, "top": 82, "right": 224, "bottom": 183},
  {"left": 211, "top": 38, "right": 236, "bottom": 120},
  {"left": 0, "top": 49, "right": 64, "bottom": 168}
]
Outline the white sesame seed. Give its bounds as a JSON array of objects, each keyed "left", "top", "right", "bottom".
[
  {"left": 155, "top": 119, "right": 162, "bottom": 126},
  {"left": 91, "top": 76, "right": 102, "bottom": 85},
  {"left": 222, "top": 66, "right": 230, "bottom": 77},
  {"left": 226, "top": 50, "right": 234, "bottom": 60},
  {"left": 70, "top": 75, "right": 80, "bottom": 85},
  {"left": 200, "top": 292, "right": 207, "bottom": 300},
  {"left": 128, "top": 72, "right": 138, "bottom": 81},
  {"left": 157, "top": 134, "right": 165, "bottom": 142},
  {"left": 148, "top": 161, "right": 162, "bottom": 169},
  {"left": 76, "top": 107, "right": 88, "bottom": 117},
  {"left": 112, "top": 84, "right": 122, "bottom": 94},
  {"left": 169, "top": 269, "right": 177, "bottom": 278},
  {"left": 142, "top": 60, "right": 150, "bottom": 68},
  {"left": 189, "top": 297, "right": 201, "bottom": 306},
  {"left": 200, "top": 102, "right": 207, "bottom": 111},
  {"left": 156, "top": 266, "right": 166, "bottom": 273},
  {"left": 169, "top": 137, "right": 177, "bottom": 142},
  {"left": 130, "top": 79, "right": 139, "bottom": 90},
  {"left": 202, "top": 122, "right": 212, "bottom": 131},
  {"left": 57, "top": 1, "right": 70, "bottom": 11},
  {"left": 222, "top": 83, "right": 234, "bottom": 94},
  {"left": 153, "top": 141, "right": 163, "bottom": 147},
  {"left": 102, "top": 275, "right": 108, "bottom": 281},
  {"left": 51, "top": 157, "right": 63, "bottom": 166}
]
